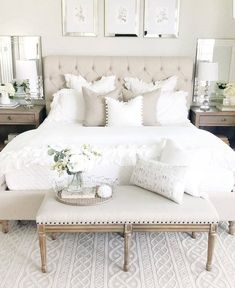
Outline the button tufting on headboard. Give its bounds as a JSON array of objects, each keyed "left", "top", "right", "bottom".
[{"left": 43, "top": 56, "right": 193, "bottom": 114}]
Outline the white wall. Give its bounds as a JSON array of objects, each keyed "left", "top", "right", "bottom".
[{"left": 0, "top": 0, "right": 235, "bottom": 58}]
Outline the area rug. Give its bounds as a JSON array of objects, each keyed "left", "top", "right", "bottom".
[{"left": 0, "top": 221, "right": 235, "bottom": 288}]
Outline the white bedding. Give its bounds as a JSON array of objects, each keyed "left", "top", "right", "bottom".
[{"left": 1, "top": 121, "right": 235, "bottom": 191}]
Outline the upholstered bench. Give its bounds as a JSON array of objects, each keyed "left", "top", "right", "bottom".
[{"left": 36, "top": 185, "right": 219, "bottom": 273}]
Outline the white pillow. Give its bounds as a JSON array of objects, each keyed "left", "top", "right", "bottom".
[
  {"left": 160, "top": 139, "right": 210, "bottom": 198},
  {"left": 130, "top": 158, "right": 187, "bottom": 204},
  {"left": 46, "top": 89, "right": 84, "bottom": 123},
  {"left": 156, "top": 91, "right": 189, "bottom": 125},
  {"left": 105, "top": 96, "right": 143, "bottom": 127},
  {"left": 124, "top": 76, "right": 178, "bottom": 94},
  {"left": 47, "top": 76, "right": 117, "bottom": 123},
  {"left": 65, "top": 74, "right": 116, "bottom": 94},
  {"left": 64, "top": 74, "right": 89, "bottom": 92}
]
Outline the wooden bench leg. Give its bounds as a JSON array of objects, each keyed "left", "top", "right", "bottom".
[
  {"left": 229, "top": 221, "right": 235, "bottom": 235},
  {"left": 206, "top": 224, "right": 217, "bottom": 271},
  {"left": 123, "top": 224, "right": 132, "bottom": 272},
  {"left": 1, "top": 221, "right": 9, "bottom": 233},
  {"left": 38, "top": 225, "right": 47, "bottom": 273}
]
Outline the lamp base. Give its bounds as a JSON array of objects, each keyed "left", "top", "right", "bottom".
[{"left": 200, "top": 99, "right": 210, "bottom": 111}]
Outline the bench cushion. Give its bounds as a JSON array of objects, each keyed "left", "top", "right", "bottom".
[{"left": 36, "top": 185, "right": 218, "bottom": 225}]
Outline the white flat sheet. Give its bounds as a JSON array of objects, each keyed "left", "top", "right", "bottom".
[{"left": 1, "top": 122, "right": 235, "bottom": 191}]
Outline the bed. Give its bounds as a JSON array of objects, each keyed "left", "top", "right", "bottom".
[{"left": 0, "top": 55, "right": 235, "bottom": 233}]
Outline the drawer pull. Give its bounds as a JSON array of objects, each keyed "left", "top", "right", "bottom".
[
  {"left": 7, "top": 116, "right": 12, "bottom": 120},
  {"left": 221, "top": 118, "right": 227, "bottom": 122}
]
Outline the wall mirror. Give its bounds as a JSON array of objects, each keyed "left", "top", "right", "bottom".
[
  {"left": 194, "top": 38, "right": 235, "bottom": 104},
  {"left": 0, "top": 36, "right": 43, "bottom": 98}
]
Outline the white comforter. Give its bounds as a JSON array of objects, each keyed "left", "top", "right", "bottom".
[{"left": 0, "top": 122, "right": 235, "bottom": 190}]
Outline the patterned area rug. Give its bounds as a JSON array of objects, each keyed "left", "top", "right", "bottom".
[{"left": 0, "top": 222, "right": 235, "bottom": 288}]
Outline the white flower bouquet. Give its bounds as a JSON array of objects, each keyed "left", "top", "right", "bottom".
[
  {"left": 224, "top": 83, "right": 235, "bottom": 97},
  {"left": 48, "top": 144, "right": 102, "bottom": 176},
  {"left": 0, "top": 83, "right": 15, "bottom": 95},
  {"left": 48, "top": 145, "right": 102, "bottom": 194}
]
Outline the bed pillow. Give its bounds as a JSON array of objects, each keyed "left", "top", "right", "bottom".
[
  {"left": 65, "top": 74, "right": 116, "bottom": 93},
  {"left": 46, "top": 89, "right": 84, "bottom": 123},
  {"left": 47, "top": 76, "right": 116, "bottom": 124},
  {"left": 105, "top": 96, "right": 143, "bottom": 127},
  {"left": 130, "top": 158, "right": 187, "bottom": 204},
  {"left": 156, "top": 91, "right": 190, "bottom": 125},
  {"left": 160, "top": 139, "right": 210, "bottom": 198},
  {"left": 122, "top": 88, "right": 161, "bottom": 126},
  {"left": 124, "top": 76, "right": 178, "bottom": 94},
  {"left": 83, "top": 87, "right": 121, "bottom": 126}
]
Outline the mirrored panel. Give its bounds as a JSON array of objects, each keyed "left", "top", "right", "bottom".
[
  {"left": 0, "top": 36, "right": 43, "bottom": 98},
  {"left": 194, "top": 38, "right": 235, "bottom": 104}
]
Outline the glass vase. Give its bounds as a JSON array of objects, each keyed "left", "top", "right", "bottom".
[{"left": 67, "top": 171, "right": 83, "bottom": 193}]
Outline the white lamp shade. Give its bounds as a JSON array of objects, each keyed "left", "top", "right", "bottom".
[
  {"left": 16, "top": 60, "right": 37, "bottom": 80},
  {"left": 197, "top": 62, "right": 218, "bottom": 82}
]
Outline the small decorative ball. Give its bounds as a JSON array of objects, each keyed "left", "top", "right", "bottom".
[{"left": 97, "top": 184, "right": 112, "bottom": 198}]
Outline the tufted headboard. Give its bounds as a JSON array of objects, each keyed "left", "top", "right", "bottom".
[{"left": 43, "top": 56, "right": 194, "bottom": 113}]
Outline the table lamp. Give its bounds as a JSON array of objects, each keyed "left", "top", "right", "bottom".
[{"left": 197, "top": 61, "right": 218, "bottom": 111}]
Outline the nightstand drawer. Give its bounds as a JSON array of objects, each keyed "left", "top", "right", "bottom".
[
  {"left": 200, "top": 115, "right": 235, "bottom": 125},
  {"left": 0, "top": 114, "right": 35, "bottom": 124}
]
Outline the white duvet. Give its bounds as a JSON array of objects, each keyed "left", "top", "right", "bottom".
[{"left": 0, "top": 121, "right": 235, "bottom": 191}]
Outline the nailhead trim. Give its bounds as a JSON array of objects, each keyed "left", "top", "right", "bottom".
[{"left": 36, "top": 220, "right": 218, "bottom": 225}]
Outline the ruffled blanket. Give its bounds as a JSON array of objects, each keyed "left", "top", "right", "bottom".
[{"left": 0, "top": 122, "right": 235, "bottom": 181}]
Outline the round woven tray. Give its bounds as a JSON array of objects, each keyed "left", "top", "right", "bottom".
[{"left": 56, "top": 189, "right": 112, "bottom": 206}]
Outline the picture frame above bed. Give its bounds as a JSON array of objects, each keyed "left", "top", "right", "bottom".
[
  {"left": 144, "top": 0, "right": 180, "bottom": 38},
  {"left": 105, "top": 0, "right": 140, "bottom": 37},
  {"left": 62, "top": 0, "right": 98, "bottom": 37}
]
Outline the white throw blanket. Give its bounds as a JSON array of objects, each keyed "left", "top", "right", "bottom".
[{"left": 1, "top": 122, "right": 235, "bottom": 178}]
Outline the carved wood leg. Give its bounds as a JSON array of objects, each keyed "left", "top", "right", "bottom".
[
  {"left": 1, "top": 221, "right": 9, "bottom": 233},
  {"left": 123, "top": 224, "right": 132, "bottom": 272},
  {"left": 206, "top": 224, "right": 217, "bottom": 271},
  {"left": 229, "top": 221, "right": 235, "bottom": 235},
  {"left": 192, "top": 232, "right": 196, "bottom": 239},
  {"left": 38, "top": 225, "right": 47, "bottom": 273}
]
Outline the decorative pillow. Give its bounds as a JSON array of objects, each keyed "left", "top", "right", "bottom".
[
  {"left": 65, "top": 74, "right": 116, "bottom": 94},
  {"left": 122, "top": 88, "right": 161, "bottom": 126},
  {"left": 105, "top": 96, "right": 143, "bottom": 127},
  {"left": 124, "top": 76, "right": 178, "bottom": 94},
  {"left": 130, "top": 158, "right": 187, "bottom": 204},
  {"left": 160, "top": 139, "right": 210, "bottom": 198},
  {"left": 82, "top": 87, "right": 121, "bottom": 126},
  {"left": 156, "top": 91, "right": 189, "bottom": 125}
]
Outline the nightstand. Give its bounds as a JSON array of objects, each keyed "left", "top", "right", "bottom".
[
  {"left": 190, "top": 107, "right": 235, "bottom": 146},
  {"left": 0, "top": 105, "right": 46, "bottom": 151}
]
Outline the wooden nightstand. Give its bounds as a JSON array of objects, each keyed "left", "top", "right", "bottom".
[
  {"left": 0, "top": 105, "right": 46, "bottom": 151},
  {"left": 190, "top": 107, "right": 235, "bottom": 146}
]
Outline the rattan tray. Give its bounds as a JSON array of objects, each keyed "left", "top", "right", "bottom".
[{"left": 56, "top": 189, "right": 112, "bottom": 206}]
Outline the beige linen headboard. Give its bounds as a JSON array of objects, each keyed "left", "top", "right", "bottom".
[{"left": 43, "top": 56, "right": 194, "bottom": 113}]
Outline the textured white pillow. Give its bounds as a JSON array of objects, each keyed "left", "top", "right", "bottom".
[
  {"left": 160, "top": 139, "right": 210, "bottom": 198},
  {"left": 65, "top": 74, "right": 116, "bottom": 94},
  {"left": 124, "top": 76, "right": 178, "bottom": 94},
  {"left": 105, "top": 96, "right": 143, "bottom": 127},
  {"left": 156, "top": 91, "right": 189, "bottom": 125},
  {"left": 130, "top": 159, "right": 187, "bottom": 204}
]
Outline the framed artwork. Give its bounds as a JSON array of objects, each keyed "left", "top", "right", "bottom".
[
  {"left": 144, "top": 0, "right": 180, "bottom": 38},
  {"left": 105, "top": 0, "right": 140, "bottom": 37},
  {"left": 233, "top": 0, "right": 235, "bottom": 18},
  {"left": 62, "top": 0, "right": 98, "bottom": 36}
]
